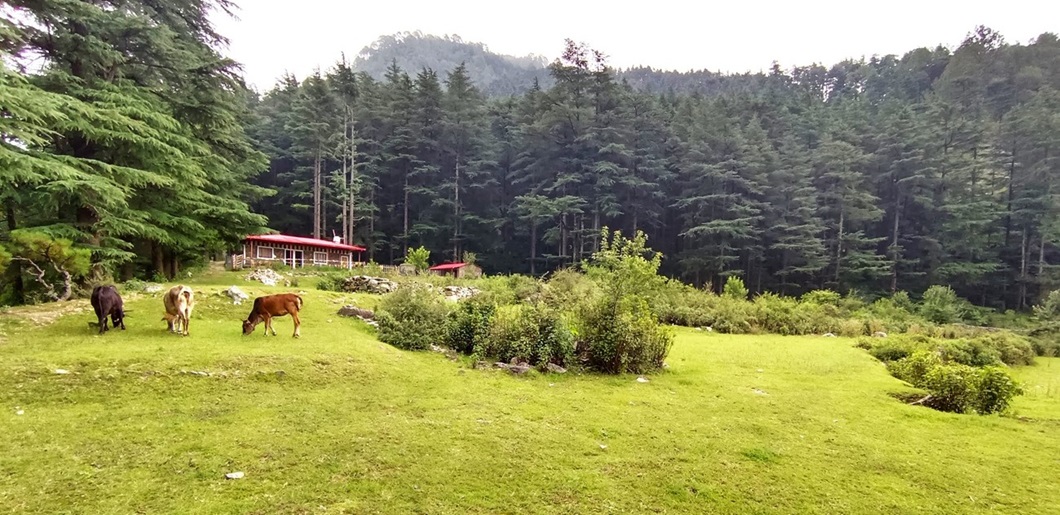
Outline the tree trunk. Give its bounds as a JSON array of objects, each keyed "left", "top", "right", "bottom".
[
  {"left": 1005, "top": 142, "right": 1016, "bottom": 246},
  {"left": 403, "top": 173, "right": 410, "bottom": 257},
  {"left": 530, "top": 222, "right": 537, "bottom": 276},
  {"left": 835, "top": 208, "right": 845, "bottom": 284},
  {"left": 1020, "top": 228, "right": 1029, "bottom": 309},
  {"left": 368, "top": 186, "right": 375, "bottom": 262},
  {"left": 890, "top": 197, "right": 901, "bottom": 293},
  {"left": 453, "top": 158, "right": 460, "bottom": 260},
  {"left": 341, "top": 124, "right": 348, "bottom": 244},
  {"left": 5, "top": 201, "right": 24, "bottom": 304},
  {"left": 313, "top": 151, "right": 322, "bottom": 239},
  {"left": 348, "top": 121, "right": 357, "bottom": 246}
]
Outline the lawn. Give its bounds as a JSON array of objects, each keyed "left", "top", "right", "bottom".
[{"left": 0, "top": 274, "right": 1058, "bottom": 514}]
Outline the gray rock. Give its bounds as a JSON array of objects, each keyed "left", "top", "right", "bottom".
[
  {"left": 225, "top": 471, "right": 244, "bottom": 480},
  {"left": 245, "top": 268, "right": 284, "bottom": 286},
  {"left": 873, "top": 331, "right": 888, "bottom": 338},
  {"left": 636, "top": 376, "right": 649, "bottom": 383},
  {"left": 823, "top": 332, "right": 837, "bottom": 337},
  {"left": 340, "top": 276, "right": 399, "bottom": 295},
  {"left": 546, "top": 363, "right": 567, "bottom": 374},
  {"left": 223, "top": 286, "right": 250, "bottom": 305},
  {"left": 143, "top": 284, "right": 163, "bottom": 293},
  {"left": 337, "top": 305, "right": 374, "bottom": 320}
]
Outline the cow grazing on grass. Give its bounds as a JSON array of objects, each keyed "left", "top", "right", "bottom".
[
  {"left": 90, "top": 285, "right": 126, "bottom": 335},
  {"left": 242, "top": 293, "right": 303, "bottom": 338},
  {"left": 162, "top": 285, "right": 194, "bottom": 336}
]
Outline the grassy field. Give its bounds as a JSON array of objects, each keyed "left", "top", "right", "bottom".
[{"left": 0, "top": 273, "right": 1058, "bottom": 514}]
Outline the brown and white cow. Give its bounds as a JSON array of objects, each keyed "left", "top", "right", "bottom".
[
  {"left": 242, "top": 293, "right": 303, "bottom": 338},
  {"left": 162, "top": 285, "right": 194, "bottom": 336}
]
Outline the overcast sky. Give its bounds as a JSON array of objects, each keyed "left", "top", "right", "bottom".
[{"left": 211, "top": 0, "right": 1059, "bottom": 92}]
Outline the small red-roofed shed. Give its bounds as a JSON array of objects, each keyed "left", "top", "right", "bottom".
[{"left": 428, "top": 262, "right": 468, "bottom": 278}]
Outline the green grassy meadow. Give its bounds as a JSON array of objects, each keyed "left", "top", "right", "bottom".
[{"left": 0, "top": 274, "right": 1058, "bottom": 514}]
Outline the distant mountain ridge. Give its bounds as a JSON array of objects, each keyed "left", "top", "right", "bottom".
[
  {"left": 352, "top": 32, "right": 771, "bottom": 97},
  {"left": 353, "top": 32, "right": 553, "bottom": 96}
]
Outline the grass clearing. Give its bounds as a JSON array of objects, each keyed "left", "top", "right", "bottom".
[{"left": 0, "top": 274, "right": 1057, "bottom": 513}]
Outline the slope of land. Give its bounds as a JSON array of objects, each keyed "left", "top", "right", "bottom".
[{"left": 0, "top": 273, "right": 1057, "bottom": 513}]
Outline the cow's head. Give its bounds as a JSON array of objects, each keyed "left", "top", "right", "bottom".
[{"left": 242, "top": 316, "right": 259, "bottom": 335}]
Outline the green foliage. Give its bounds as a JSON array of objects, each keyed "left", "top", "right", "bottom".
[
  {"left": 5, "top": 231, "right": 92, "bottom": 302},
  {"left": 862, "top": 332, "right": 1035, "bottom": 367},
  {"left": 887, "top": 349, "right": 943, "bottom": 384},
  {"left": 403, "top": 246, "right": 431, "bottom": 273},
  {"left": 315, "top": 274, "right": 344, "bottom": 292},
  {"left": 479, "top": 303, "right": 574, "bottom": 367},
  {"left": 722, "top": 276, "right": 749, "bottom": 300},
  {"left": 376, "top": 285, "right": 449, "bottom": 351},
  {"left": 577, "top": 294, "right": 674, "bottom": 374},
  {"left": 444, "top": 299, "right": 496, "bottom": 355}
]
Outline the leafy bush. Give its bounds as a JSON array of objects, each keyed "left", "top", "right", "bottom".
[
  {"left": 480, "top": 303, "right": 573, "bottom": 367},
  {"left": 801, "top": 289, "right": 842, "bottom": 307},
  {"left": 444, "top": 299, "right": 495, "bottom": 355},
  {"left": 969, "top": 333, "right": 1035, "bottom": 366},
  {"left": 882, "top": 348, "right": 1023, "bottom": 415},
  {"left": 722, "top": 276, "right": 748, "bottom": 300},
  {"left": 376, "top": 285, "right": 449, "bottom": 351},
  {"left": 576, "top": 229, "right": 674, "bottom": 373},
  {"left": 403, "top": 246, "right": 431, "bottom": 273},
  {"left": 315, "top": 274, "right": 344, "bottom": 292},
  {"left": 887, "top": 349, "right": 942, "bottom": 384},
  {"left": 578, "top": 294, "right": 674, "bottom": 374},
  {"left": 919, "top": 285, "right": 985, "bottom": 325}
]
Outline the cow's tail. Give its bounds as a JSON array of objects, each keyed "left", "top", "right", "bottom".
[
  {"left": 296, "top": 295, "right": 303, "bottom": 310},
  {"left": 181, "top": 289, "right": 192, "bottom": 303}
]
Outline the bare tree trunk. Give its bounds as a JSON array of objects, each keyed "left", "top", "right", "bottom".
[
  {"left": 403, "top": 174, "right": 410, "bottom": 257},
  {"left": 890, "top": 198, "right": 901, "bottom": 293},
  {"left": 5, "top": 201, "right": 24, "bottom": 304},
  {"left": 835, "top": 208, "right": 845, "bottom": 284},
  {"left": 1020, "top": 228, "right": 1029, "bottom": 309},
  {"left": 313, "top": 152, "right": 322, "bottom": 239},
  {"left": 341, "top": 124, "right": 348, "bottom": 244},
  {"left": 453, "top": 159, "right": 460, "bottom": 260},
  {"left": 348, "top": 120, "right": 357, "bottom": 246},
  {"left": 368, "top": 186, "right": 375, "bottom": 262},
  {"left": 530, "top": 222, "right": 537, "bottom": 276}
]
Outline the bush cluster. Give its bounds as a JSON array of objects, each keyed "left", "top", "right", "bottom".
[
  {"left": 375, "top": 285, "right": 449, "bottom": 351},
  {"left": 477, "top": 303, "right": 574, "bottom": 367},
  {"left": 886, "top": 350, "right": 1022, "bottom": 415},
  {"left": 859, "top": 333, "right": 1036, "bottom": 367}
]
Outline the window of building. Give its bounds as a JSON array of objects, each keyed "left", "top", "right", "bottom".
[
  {"left": 313, "top": 251, "right": 328, "bottom": 265},
  {"left": 256, "top": 246, "right": 275, "bottom": 259}
]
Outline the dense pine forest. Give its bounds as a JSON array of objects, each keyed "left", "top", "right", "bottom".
[
  {"left": 252, "top": 28, "right": 1060, "bottom": 310},
  {"left": 3, "top": 1, "right": 1060, "bottom": 312}
]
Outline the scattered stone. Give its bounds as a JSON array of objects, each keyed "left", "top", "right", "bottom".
[
  {"left": 225, "top": 471, "right": 245, "bottom": 480},
  {"left": 695, "top": 327, "right": 702, "bottom": 331},
  {"left": 441, "top": 285, "right": 480, "bottom": 302},
  {"left": 340, "top": 276, "right": 398, "bottom": 295},
  {"left": 823, "top": 332, "right": 837, "bottom": 338},
  {"left": 245, "top": 268, "right": 284, "bottom": 286},
  {"left": 705, "top": 326, "right": 713, "bottom": 332},
  {"left": 598, "top": 444, "right": 608, "bottom": 450},
  {"left": 636, "top": 376, "right": 650, "bottom": 383},
  {"left": 873, "top": 331, "right": 888, "bottom": 338},
  {"left": 546, "top": 363, "right": 567, "bottom": 374},
  {"left": 474, "top": 361, "right": 492, "bottom": 370},
  {"left": 337, "top": 305, "right": 375, "bottom": 324},
  {"left": 15, "top": 409, "right": 24, "bottom": 416},
  {"left": 183, "top": 370, "right": 210, "bottom": 377},
  {"left": 752, "top": 388, "right": 768, "bottom": 396},
  {"left": 223, "top": 286, "right": 250, "bottom": 305},
  {"left": 54, "top": 369, "right": 70, "bottom": 375},
  {"left": 494, "top": 360, "right": 531, "bottom": 374},
  {"left": 756, "top": 369, "right": 764, "bottom": 373},
  {"left": 143, "top": 284, "right": 163, "bottom": 293}
]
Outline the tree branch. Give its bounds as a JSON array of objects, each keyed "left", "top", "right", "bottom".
[{"left": 12, "top": 257, "right": 58, "bottom": 301}]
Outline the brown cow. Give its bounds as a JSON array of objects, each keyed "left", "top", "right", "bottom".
[
  {"left": 162, "top": 285, "right": 194, "bottom": 336},
  {"left": 242, "top": 293, "right": 303, "bottom": 338}
]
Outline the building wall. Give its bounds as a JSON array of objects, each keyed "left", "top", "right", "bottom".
[{"left": 243, "top": 240, "right": 361, "bottom": 269}]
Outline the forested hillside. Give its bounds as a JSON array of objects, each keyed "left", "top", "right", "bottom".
[
  {"left": 353, "top": 32, "right": 551, "bottom": 96},
  {"left": 252, "top": 28, "right": 1060, "bottom": 309},
  {"left": 0, "top": 1, "right": 270, "bottom": 303}
]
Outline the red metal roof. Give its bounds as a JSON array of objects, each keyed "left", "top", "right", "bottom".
[
  {"left": 245, "top": 233, "right": 366, "bottom": 252},
  {"left": 428, "top": 262, "right": 467, "bottom": 271}
]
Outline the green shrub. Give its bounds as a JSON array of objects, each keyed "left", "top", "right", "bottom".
[
  {"left": 921, "top": 363, "right": 981, "bottom": 413},
  {"left": 974, "top": 366, "right": 1023, "bottom": 414},
  {"left": 801, "top": 289, "right": 842, "bottom": 307},
  {"left": 887, "top": 349, "right": 942, "bottom": 384},
  {"left": 968, "top": 333, "right": 1035, "bottom": 366},
  {"left": 403, "top": 246, "right": 431, "bottom": 273},
  {"left": 578, "top": 295, "right": 674, "bottom": 374},
  {"left": 376, "top": 285, "right": 450, "bottom": 351},
  {"left": 444, "top": 299, "right": 496, "bottom": 355},
  {"left": 316, "top": 274, "right": 344, "bottom": 292},
  {"left": 722, "top": 276, "right": 748, "bottom": 300},
  {"left": 481, "top": 303, "right": 574, "bottom": 367}
]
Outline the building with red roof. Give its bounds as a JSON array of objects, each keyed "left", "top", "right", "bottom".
[{"left": 239, "top": 233, "right": 366, "bottom": 269}]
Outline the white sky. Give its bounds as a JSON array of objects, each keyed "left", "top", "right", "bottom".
[{"left": 211, "top": 0, "right": 1059, "bottom": 92}]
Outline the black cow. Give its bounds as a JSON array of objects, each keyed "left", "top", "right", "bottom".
[{"left": 91, "top": 285, "right": 126, "bottom": 334}]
